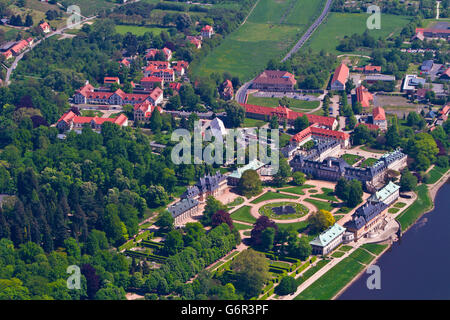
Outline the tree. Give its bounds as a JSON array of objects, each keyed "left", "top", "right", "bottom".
[
  {"left": 275, "top": 276, "right": 297, "bottom": 296},
  {"left": 202, "top": 196, "right": 227, "bottom": 225},
  {"left": 292, "top": 171, "right": 306, "bottom": 186},
  {"left": 269, "top": 115, "right": 278, "bottom": 129},
  {"left": 176, "top": 14, "right": 192, "bottom": 32},
  {"left": 271, "top": 155, "right": 291, "bottom": 187},
  {"left": 161, "top": 230, "right": 184, "bottom": 256},
  {"left": 81, "top": 264, "right": 100, "bottom": 299},
  {"left": 334, "top": 177, "right": 349, "bottom": 201},
  {"left": 251, "top": 216, "right": 277, "bottom": 247},
  {"left": 347, "top": 180, "right": 363, "bottom": 208},
  {"left": 308, "top": 210, "right": 335, "bottom": 233},
  {"left": 347, "top": 114, "right": 357, "bottom": 129},
  {"left": 155, "top": 211, "right": 174, "bottom": 233},
  {"left": 260, "top": 227, "right": 276, "bottom": 251},
  {"left": 400, "top": 169, "right": 417, "bottom": 192},
  {"left": 230, "top": 249, "right": 270, "bottom": 299},
  {"left": 224, "top": 101, "right": 245, "bottom": 128},
  {"left": 294, "top": 115, "right": 309, "bottom": 132},
  {"left": 211, "top": 210, "right": 233, "bottom": 230},
  {"left": 25, "top": 14, "right": 33, "bottom": 27},
  {"left": 238, "top": 170, "right": 262, "bottom": 197},
  {"left": 287, "top": 236, "right": 312, "bottom": 260},
  {"left": 150, "top": 108, "right": 162, "bottom": 133}
]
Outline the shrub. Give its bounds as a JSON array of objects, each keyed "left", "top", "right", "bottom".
[{"left": 275, "top": 276, "right": 298, "bottom": 296}]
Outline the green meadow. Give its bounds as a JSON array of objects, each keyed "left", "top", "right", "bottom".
[
  {"left": 303, "top": 13, "right": 413, "bottom": 54},
  {"left": 191, "top": 0, "right": 326, "bottom": 81}
]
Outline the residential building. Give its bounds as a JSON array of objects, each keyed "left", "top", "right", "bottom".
[
  {"left": 56, "top": 111, "right": 128, "bottom": 132},
  {"left": 104, "top": 77, "right": 120, "bottom": 85},
  {"left": 372, "top": 107, "right": 387, "bottom": 130},
  {"left": 168, "top": 198, "right": 200, "bottom": 225},
  {"left": 310, "top": 224, "right": 346, "bottom": 255},
  {"left": 356, "top": 85, "right": 374, "bottom": 108},
  {"left": 144, "top": 66, "right": 175, "bottom": 83},
  {"left": 415, "top": 28, "right": 450, "bottom": 40},
  {"left": 221, "top": 80, "right": 234, "bottom": 100},
  {"left": 355, "top": 123, "right": 380, "bottom": 131},
  {"left": 440, "top": 67, "right": 450, "bottom": 81},
  {"left": 39, "top": 22, "right": 51, "bottom": 33},
  {"left": 354, "top": 65, "right": 381, "bottom": 73},
  {"left": 186, "top": 35, "right": 202, "bottom": 49},
  {"left": 402, "top": 74, "right": 426, "bottom": 94},
  {"left": 242, "top": 104, "right": 337, "bottom": 130},
  {"left": 73, "top": 83, "right": 163, "bottom": 106},
  {"left": 140, "top": 76, "right": 164, "bottom": 90},
  {"left": 330, "top": 64, "right": 349, "bottom": 91},
  {"left": 252, "top": 70, "right": 297, "bottom": 91},
  {"left": 201, "top": 25, "right": 214, "bottom": 38},
  {"left": 420, "top": 60, "right": 434, "bottom": 73},
  {"left": 10, "top": 39, "right": 31, "bottom": 56},
  {"left": 133, "top": 100, "right": 162, "bottom": 122},
  {"left": 290, "top": 124, "right": 350, "bottom": 148},
  {"left": 2, "top": 50, "right": 12, "bottom": 60}
]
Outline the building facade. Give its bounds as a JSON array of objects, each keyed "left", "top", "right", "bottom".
[{"left": 310, "top": 223, "right": 346, "bottom": 255}]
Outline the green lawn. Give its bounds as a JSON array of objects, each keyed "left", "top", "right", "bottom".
[
  {"left": 60, "top": 0, "right": 115, "bottom": 16},
  {"left": 296, "top": 259, "right": 330, "bottom": 286},
  {"left": 295, "top": 253, "right": 373, "bottom": 300},
  {"left": 191, "top": 0, "right": 326, "bottom": 81},
  {"left": 331, "top": 251, "right": 345, "bottom": 258},
  {"left": 233, "top": 222, "right": 252, "bottom": 231},
  {"left": 230, "top": 205, "right": 257, "bottom": 224},
  {"left": 394, "top": 202, "right": 407, "bottom": 208},
  {"left": 280, "top": 186, "right": 312, "bottom": 195},
  {"left": 311, "top": 188, "right": 339, "bottom": 202},
  {"left": 339, "top": 245, "right": 353, "bottom": 252},
  {"left": 347, "top": 248, "right": 375, "bottom": 265},
  {"left": 426, "top": 166, "right": 448, "bottom": 185},
  {"left": 246, "top": 95, "right": 320, "bottom": 112},
  {"left": 359, "top": 157, "right": 379, "bottom": 168},
  {"left": 361, "top": 243, "right": 388, "bottom": 256},
  {"left": 388, "top": 208, "right": 400, "bottom": 214},
  {"left": 242, "top": 117, "right": 267, "bottom": 128},
  {"left": 227, "top": 197, "right": 245, "bottom": 207},
  {"left": 397, "top": 184, "right": 432, "bottom": 231},
  {"left": 251, "top": 192, "right": 298, "bottom": 204},
  {"left": 304, "top": 12, "right": 413, "bottom": 54},
  {"left": 304, "top": 198, "right": 333, "bottom": 212},
  {"left": 341, "top": 154, "right": 362, "bottom": 166}
]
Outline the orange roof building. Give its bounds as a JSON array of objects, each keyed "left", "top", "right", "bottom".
[
  {"left": 290, "top": 124, "right": 351, "bottom": 148},
  {"left": 330, "top": 64, "right": 349, "bottom": 91},
  {"left": 372, "top": 107, "right": 387, "bottom": 130},
  {"left": 356, "top": 85, "right": 374, "bottom": 108},
  {"left": 57, "top": 111, "right": 128, "bottom": 132}
]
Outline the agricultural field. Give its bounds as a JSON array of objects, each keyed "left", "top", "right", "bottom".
[
  {"left": 303, "top": 13, "right": 413, "bottom": 54},
  {"left": 246, "top": 94, "right": 320, "bottom": 112},
  {"left": 191, "top": 0, "right": 326, "bottom": 81}
]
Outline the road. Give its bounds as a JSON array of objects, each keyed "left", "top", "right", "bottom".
[
  {"left": 4, "top": 15, "right": 97, "bottom": 85},
  {"left": 281, "top": 0, "right": 333, "bottom": 62}
]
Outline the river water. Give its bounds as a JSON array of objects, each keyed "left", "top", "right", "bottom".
[{"left": 339, "top": 180, "right": 450, "bottom": 300}]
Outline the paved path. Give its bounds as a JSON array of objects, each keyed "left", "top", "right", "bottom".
[
  {"left": 281, "top": 0, "right": 333, "bottom": 62},
  {"left": 436, "top": 1, "right": 441, "bottom": 19}
]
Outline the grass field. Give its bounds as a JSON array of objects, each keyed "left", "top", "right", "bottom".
[
  {"left": 191, "top": 0, "right": 326, "bottom": 81},
  {"left": 60, "top": 0, "right": 116, "bottom": 16},
  {"left": 311, "top": 188, "right": 339, "bottom": 202},
  {"left": 397, "top": 184, "right": 432, "bottom": 231},
  {"left": 304, "top": 198, "right": 333, "bottom": 212},
  {"left": 259, "top": 201, "right": 309, "bottom": 220},
  {"left": 426, "top": 166, "right": 448, "bottom": 185},
  {"left": 246, "top": 95, "right": 320, "bottom": 112},
  {"left": 361, "top": 243, "right": 388, "bottom": 256},
  {"left": 251, "top": 191, "right": 299, "bottom": 204},
  {"left": 359, "top": 157, "right": 378, "bottom": 168},
  {"left": 341, "top": 153, "right": 362, "bottom": 166},
  {"left": 230, "top": 205, "right": 257, "bottom": 224},
  {"left": 233, "top": 222, "right": 252, "bottom": 231},
  {"left": 281, "top": 185, "right": 312, "bottom": 195},
  {"left": 242, "top": 117, "right": 267, "bottom": 128},
  {"left": 294, "top": 248, "right": 378, "bottom": 300},
  {"left": 303, "top": 12, "right": 412, "bottom": 54}
]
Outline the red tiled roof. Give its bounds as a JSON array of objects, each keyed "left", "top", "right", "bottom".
[
  {"left": 356, "top": 85, "right": 373, "bottom": 108},
  {"left": 241, "top": 103, "right": 336, "bottom": 129},
  {"left": 120, "top": 58, "right": 131, "bottom": 66},
  {"left": 169, "top": 82, "right": 181, "bottom": 91},
  {"left": 253, "top": 70, "right": 296, "bottom": 86},
  {"left": 149, "top": 87, "right": 163, "bottom": 101},
  {"left": 202, "top": 25, "right": 213, "bottom": 32},
  {"left": 290, "top": 125, "right": 350, "bottom": 143},
  {"left": 104, "top": 77, "right": 120, "bottom": 84},
  {"left": 416, "top": 28, "right": 450, "bottom": 34},
  {"left": 372, "top": 107, "right": 386, "bottom": 121},
  {"left": 58, "top": 112, "right": 128, "bottom": 127},
  {"left": 40, "top": 22, "right": 50, "bottom": 31},
  {"left": 441, "top": 67, "right": 450, "bottom": 78},
  {"left": 439, "top": 105, "right": 450, "bottom": 116},
  {"left": 11, "top": 40, "right": 29, "bottom": 54},
  {"left": 331, "top": 64, "right": 349, "bottom": 86},
  {"left": 140, "top": 76, "right": 163, "bottom": 83}
]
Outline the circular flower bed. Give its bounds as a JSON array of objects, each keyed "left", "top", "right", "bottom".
[{"left": 258, "top": 202, "right": 309, "bottom": 220}]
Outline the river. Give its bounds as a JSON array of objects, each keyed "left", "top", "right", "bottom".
[{"left": 338, "top": 180, "right": 450, "bottom": 300}]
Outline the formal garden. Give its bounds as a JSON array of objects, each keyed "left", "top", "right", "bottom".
[{"left": 258, "top": 201, "right": 309, "bottom": 220}]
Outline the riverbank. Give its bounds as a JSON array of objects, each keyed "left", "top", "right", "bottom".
[{"left": 334, "top": 168, "right": 449, "bottom": 299}]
